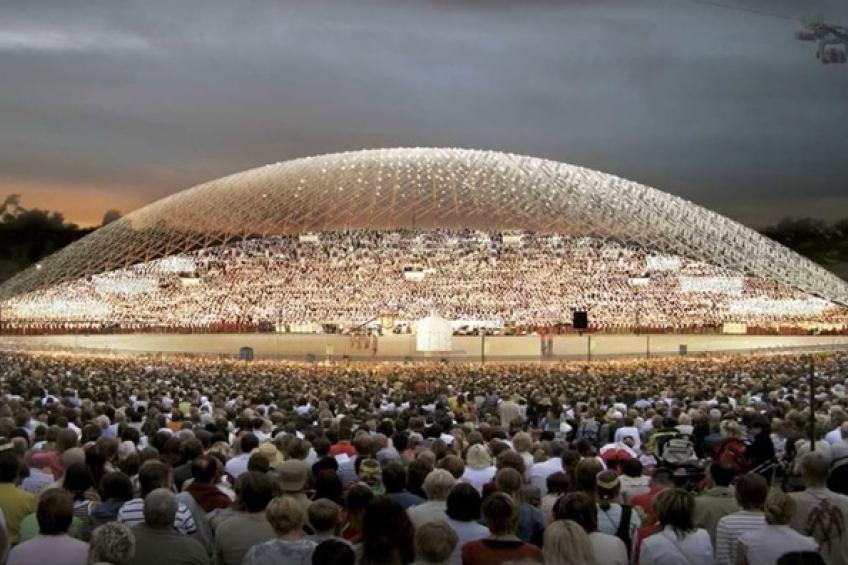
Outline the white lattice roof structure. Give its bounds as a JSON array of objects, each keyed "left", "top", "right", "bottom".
[{"left": 1, "top": 147, "right": 846, "bottom": 305}]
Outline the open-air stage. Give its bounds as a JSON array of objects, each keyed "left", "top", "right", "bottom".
[{"left": 3, "top": 332, "right": 847, "bottom": 362}]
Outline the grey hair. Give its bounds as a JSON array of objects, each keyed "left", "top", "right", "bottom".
[
  {"left": 88, "top": 522, "right": 135, "bottom": 564},
  {"left": 422, "top": 469, "right": 456, "bottom": 501},
  {"left": 144, "top": 488, "right": 177, "bottom": 528}
]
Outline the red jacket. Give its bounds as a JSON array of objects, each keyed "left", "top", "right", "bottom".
[
  {"left": 185, "top": 481, "right": 231, "bottom": 513},
  {"left": 329, "top": 441, "right": 356, "bottom": 457}
]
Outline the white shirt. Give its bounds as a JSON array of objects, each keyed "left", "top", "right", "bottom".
[
  {"left": 614, "top": 426, "right": 641, "bottom": 448},
  {"left": 620, "top": 475, "right": 651, "bottom": 504},
  {"left": 826, "top": 427, "right": 844, "bottom": 446},
  {"left": 461, "top": 466, "right": 496, "bottom": 494},
  {"left": 224, "top": 453, "right": 251, "bottom": 479},
  {"left": 738, "top": 524, "right": 817, "bottom": 565},
  {"left": 639, "top": 527, "right": 713, "bottom": 565},
  {"left": 529, "top": 457, "right": 562, "bottom": 495},
  {"left": 589, "top": 532, "right": 628, "bottom": 565}
]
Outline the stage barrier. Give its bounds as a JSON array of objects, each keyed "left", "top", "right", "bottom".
[{"left": 2, "top": 332, "right": 848, "bottom": 361}]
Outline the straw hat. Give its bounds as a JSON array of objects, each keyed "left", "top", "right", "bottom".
[{"left": 252, "top": 442, "right": 285, "bottom": 469}]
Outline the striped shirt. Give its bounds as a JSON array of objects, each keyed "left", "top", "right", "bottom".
[
  {"left": 117, "top": 497, "right": 197, "bottom": 534},
  {"left": 714, "top": 510, "right": 765, "bottom": 565}
]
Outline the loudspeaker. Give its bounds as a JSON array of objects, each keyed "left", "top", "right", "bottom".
[
  {"left": 573, "top": 311, "right": 588, "bottom": 330},
  {"left": 238, "top": 346, "right": 254, "bottom": 361}
]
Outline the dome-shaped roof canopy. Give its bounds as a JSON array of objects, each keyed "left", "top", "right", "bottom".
[{"left": 2, "top": 147, "right": 846, "bottom": 305}]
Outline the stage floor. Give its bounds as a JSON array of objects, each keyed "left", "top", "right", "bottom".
[{"left": 2, "top": 332, "right": 847, "bottom": 361}]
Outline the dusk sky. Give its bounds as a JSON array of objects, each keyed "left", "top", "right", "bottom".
[{"left": 2, "top": 0, "right": 848, "bottom": 228}]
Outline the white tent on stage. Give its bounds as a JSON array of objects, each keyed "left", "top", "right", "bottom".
[{"left": 415, "top": 312, "right": 453, "bottom": 353}]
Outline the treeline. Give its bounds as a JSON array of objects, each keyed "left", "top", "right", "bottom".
[
  {"left": 0, "top": 195, "right": 108, "bottom": 283},
  {"left": 0, "top": 193, "right": 845, "bottom": 283},
  {"left": 760, "top": 217, "right": 848, "bottom": 280}
]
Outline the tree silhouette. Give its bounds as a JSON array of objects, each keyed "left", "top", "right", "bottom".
[
  {"left": 0, "top": 195, "right": 93, "bottom": 282},
  {"left": 101, "top": 209, "right": 122, "bottom": 226}
]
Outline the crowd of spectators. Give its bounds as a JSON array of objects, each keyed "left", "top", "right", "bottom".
[
  {"left": 5, "top": 230, "right": 846, "bottom": 334},
  {"left": 0, "top": 348, "right": 846, "bottom": 564}
]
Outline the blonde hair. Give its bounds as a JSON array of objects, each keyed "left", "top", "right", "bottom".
[
  {"left": 720, "top": 420, "right": 743, "bottom": 438},
  {"left": 208, "top": 441, "right": 233, "bottom": 460},
  {"left": 512, "top": 432, "right": 533, "bottom": 453},
  {"left": 415, "top": 521, "right": 458, "bottom": 563},
  {"left": 465, "top": 444, "right": 492, "bottom": 470},
  {"left": 543, "top": 520, "right": 597, "bottom": 565},
  {"left": 764, "top": 490, "right": 796, "bottom": 525},
  {"left": 422, "top": 469, "right": 456, "bottom": 501},
  {"left": 266, "top": 496, "right": 305, "bottom": 536}
]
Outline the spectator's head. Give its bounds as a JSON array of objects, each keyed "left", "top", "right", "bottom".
[
  {"left": 512, "top": 432, "right": 533, "bottom": 454},
  {"left": 239, "top": 433, "right": 259, "bottom": 454},
  {"left": 735, "top": 473, "right": 768, "bottom": 511},
  {"left": 543, "top": 519, "right": 596, "bottom": 565},
  {"left": 446, "top": 483, "right": 482, "bottom": 522},
  {"left": 89, "top": 522, "right": 135, "bottom": 564},
  {"left": 553, "top": 491, "right": 598, "bottom": 533},
  {"left": 422, "top": 469, "right": 455, "bottom": 501},
  {"left": 236, "top": 471, "right": 276, "bottom": 513},
  {"left": 494, "top": 450, "right": 525, "bottom": 474},
  {"left": 138, "top": 460, "right": 172, "bottom": 496},
  {"left": 764, "top": 490, "right": 796, "bottom": 526},
  {"left": 799, "top": 452, "right": 831, "bottom": 488},
  {"left": 312, "top": 539, "right": 355, "bottom": 565},
  {"left": 494, "top": 467, "right": 522, "bottom": 496},
  {"left": 247, "top": 453, "right": 270, "bottom": 474},
  {"left": 595, "top": 469, "right": 621, "bottom": 509},
  {"left": 314, "top": 469, "right": 344, "bottom": 504},
  {"left": 414, "top": 521, "right": 458, "bottom": 564},
  {"left": 278, "top": 460, "right": 309, "bottom": 494},
  {"left": 100, "top": 471, "right": 134, "bottom": 502},
  {"left": 361, "top": 496, "right": 415, "bottom": 565},
  {"left": 574, "top": 458, "right": 603, "bottom": 492},
  {"left": 721, "top": 420, "right": 743, "bottom": 438},
  {"left": 650, "top": 467, "right": 675, "bottom": 488},
  {"left": 344, "top": 484, "right": 374, "bottom": 518},
  {"left": 62, "top": 447, "right": 86, "bottom": 469},
  {"left": 436, "top": 454, "right": 465, "bottom": 479},
  {"left": 546, "top": 471, "right": 570, "bottom": 496},
  {"left": 266, "top": 496, "right": 306, "bottom": 537},
  {"left": 407, "top": 460, "right": 430, "bottom": 497},
  {"left": 37, "top": 488, "right": 75, "bottom": 535},
  {"left": 0, "top": 448, "right": 20, "bottom": 483},
  {"left": 56, "top": 428, "right": 79, "bottom": 452},
  {"left": 381, "top": 462, "right": 407, "bottom": 494},
  {"left": 308, "top": 498, "right": 340, "bottom": 535},
  {"left": 143, "top": 488, "right": 177, "bottom": 529},
  {"left": 481, "top": 492, "right": 518, "bottom": 536},
  {"left": 621, "top": 458, "right": 643, "bottom": 478},
  {"left": 62, "top": 461, "right": 94, "bottom": 500},
  {"left": 180, "top": 438, "right": 203, "bottom": 462},
  {"left": 654, "top": 488, "right": 696, "bottom": 539},
  {"left": 465, "top": 444, "right": 492, "bottom": 470},
  {"left": 191, "top": 454, "right": 219, "bottom": 484},
  {"left": 358, "top": 458, "right": 383, "bottom": 487}
]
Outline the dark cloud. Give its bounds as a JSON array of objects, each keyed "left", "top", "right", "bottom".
[{"left": 1, "top": 0, "right": 847, "bottom": 226}]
